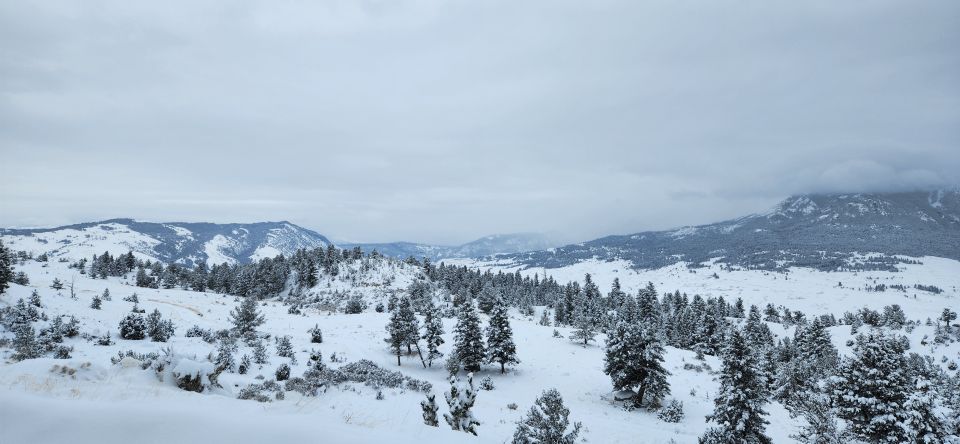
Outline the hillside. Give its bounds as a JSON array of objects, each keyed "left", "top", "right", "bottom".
[
  {"left": 0, "top": 219, "right": 330, "bottom": 267},
  {"left": 508, "top": 190, "right": 960, "bottom": 271},
  {"left": 340, "top": 233, "right": 558, "bottom": 261}
]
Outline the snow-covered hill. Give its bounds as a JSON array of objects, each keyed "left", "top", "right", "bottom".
[
  {"left": 504, "top": 189, "right": 960, "bottom": 271},
  {"left": 340, "top": 233, "right": 558, "bottom": 261},
  {"left": 1, "top": 254, "right": 957, "bottom": 443},
  {"left": 0, "top": 219, "right": 330, "bottom": 267}
]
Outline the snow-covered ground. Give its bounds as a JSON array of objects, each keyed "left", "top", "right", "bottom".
[
  {"left": 1, "top": 258, "right": 958, "bottom": 443},
  {"left": 446, "top": 256, "right": 960, "bottom": 321}
]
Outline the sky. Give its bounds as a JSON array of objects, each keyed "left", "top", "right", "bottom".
[{"left": 1, "top": 0, "right": 959, "bottom": 245}]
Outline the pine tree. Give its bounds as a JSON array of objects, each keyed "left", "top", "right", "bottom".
[
  {"left": 477, "top": 282, "right": 499, "bottom": 314},
  {"left": 422, "top": 299, "right": 445, "bottom": 367},
  {"left": 603, "top": 322, "right": 670, "bottom": 407},
  {"left": 101, "top": 288, "right": 111, "bottom": 301},
  {"left": 569, "top": 298, "right": 597, "bottom": 346},
  {"left": 385, "top": 295, "right": 420, "bottom": 365},
  {"left": 701, "top": 329, "right": 771, "bottom": 444},
  {"left": 512, "top": 388, "right": 582, "bottom": 444},
  {"left": 788, "top": 391, "right": 848, "bottom": 444},
  {"left": 444, "top": 373, "right": 480, "bottom": 436},
  {"left": 28, "top": 290, "right": 41, "bottom": 308},
  {"left": 903, "top": 377, "right": 948, "bottom": 444},
  {"left": 229, "top": 297, "right": 265, "bottom": 335},
  {"left": 486, "top": 298, "right": 519, "bottom": 374},
  {"left": 253, "top": 339, "right": 269, "bottom": 364},
  {"left": 453, "top": 301, "right": 486, "bottom": 373},
  {"left": 0, "top": 239, "right": 13, "bottom": 295},
  {"left": 13, "top": 322, "right": 41, "bottom": 360},
  {"left": 830, "top": 332, "right": 913, "bottom": 443},
  {"left": 421, "top": 393, "right": 440, "bottom": 427},
  {"left": 146, "top": 309, "right": 174, "bottom": 342},
  {"left": 50, "top": 278, "right": 64, "bottom": 290},
  {"left": 90, "top": 295, "right": 102, "bottom": 310},
  {"left": 118, "top": 313, "right": 147, "bottom": 340}
]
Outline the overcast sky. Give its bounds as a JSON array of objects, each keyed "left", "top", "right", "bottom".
[{"left": 1, "top": 1, "right": 958, "bottom": 245}]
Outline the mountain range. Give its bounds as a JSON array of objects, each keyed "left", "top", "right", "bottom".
[
  {"left": 506, "top": 189, "right": 960, "bottom": 271},
  {"left": 2, "top": 189, "right": 958, "bottom": 271}
]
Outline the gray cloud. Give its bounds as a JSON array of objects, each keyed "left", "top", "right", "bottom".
[{"left": 1, "top": 0, "right": 958, "bottom": 244}]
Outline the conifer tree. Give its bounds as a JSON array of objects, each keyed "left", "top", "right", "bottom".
[
  {"left": 51, "top": 278, "right": 64, "bottom": 290},
  {"left": 385, "top": 295, "right": 420, "bottom": 365},
  {"left": 0, "top": 239, "right": 13, "bottom": 295},
  {"left": 90, "top": 295, "right": 102, "bottom": 310},
  {"left": 145, "top": 309, "right": 174, "bottom": 342},
  {"left": 477, "top": 282, "right": 499, "bottom": 314},
  {"left": 421, "top": 393, "right": 440, "bottom": 427},
  {"left": 118, "top": 313, "right": 146, "bottom": 340},
  {"left": 701, "top": 329, "right": 771, "bottom": 444},
  {"left": 569, "top": 297, "right": 597, "bottom": 346},
  {"left": 444, "top": 373, "right": 480, "bottom": 436},
  {"left": 512, "top": 388, "right": 582, "bottom": 444},
  {"left": 451, "top": 300, "right": 486, "bottom": 372},
  {"left": 229, "top": 297, "right": 265, "bottom": 335},
  {"left": 486, "top": 298, "right": 519, "bottom": 374},
  {"left": 13, "top": 322, "right": 40, "bottom": 360},
  {"left": 903, "top": 377, "right": 948, "bottom": 444},
  {"left": 422, "top": 299, "right": 445, "bottom": 367},
  {"left": 603, "top": 322, "right": 670, "bottom": 407},
  {"left": 830, "top": 332, "right": 913, "bottom": 443},
  {"left": 29, "top": 290, "right": 42, "bottom": 308}
]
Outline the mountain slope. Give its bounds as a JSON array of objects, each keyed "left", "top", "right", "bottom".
[
  {"left": 340, "top": 232, "right": 557, "bottom": 260},
  {"left": 509, "top": 190, "right": 960, "bottom": 271},
  {"left": 0, "top": 218, "right": 330, "bottom": 266}
]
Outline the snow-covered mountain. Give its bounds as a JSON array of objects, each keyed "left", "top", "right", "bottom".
[
  {"left": 0, "top": 219, "right": 330, "bottom": 266},
  {"left": 507, "top": 189, "right": 960, "bottom": 271},
  {"left": 340, "top": 232, "right": 558, "bottom": 260}
]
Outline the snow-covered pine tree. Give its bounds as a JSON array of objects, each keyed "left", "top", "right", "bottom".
[
  {"left": 830, "top": 331, "right": 914, "bottom": 443},
  {"left": 701, "top": 329, "right": 771, "bottom": 444},
  {"left": 118, "top": 313, "right": 146, "bottom": 340},
  {"left": 422, "top": 299, "right": 445, "bottom": 367},
  {"left": 215, "top": 337, "right": 238, "bottom": 372},
  {"left": 309, "top": 324, "right": 323, "bottom": 343},
  {"left": 787, "top": 391, "right": 848, "bottom": 444},
  {"left": 512, "top": 388, "right": 582, "bottom": 444},
  {"left": 229, "top": 297, "right": 265, "bottom": 335},
  {"left": 252, "top": 339, "right": 269, "bottom": 364},
  {"left": 101, "top": 288, "right": 111, "bottom": 301},
  {"left": 385, "top": 295, "right": 420, "bottom": 365},
  {"left": 603, "top": 322, "right": 670, "bottom": 407},
  {"left": 569, "top": 297, "right": 597, "bottom": 346},
  {"left": 90, "top": 295, "right": 102, "bottom": 309},
  {"left": 453, "top": 300, "right": 485, "bottom": 372},
  {"left": 421, "top": 393, "right": 439, "bottom": 427},
  {"left": 486, "top": 297, "right": 519, "bottom": 374},
  {"left": 903, "top": 377, "right": 948, "bottom": 443},
  {"left": 13, "top": 322, "right": 40, "bottom": 360},
  {"left": 444, "top": 373, "right": 480, "bottom": 436},
  {"left": 477, "top": 282, "right": 500, "bottom": 314},
  {"left": 275, "top": 335, "right": 294, "bottom": 359},
  {"left": 146, "top": 309, "right": 175, "bottom": 342},
  {"left": 29, "top": 290, "right": 42, "bottom": 308},
  {"left": 0, "top": 239, "right": 12, "bottom": 295}
]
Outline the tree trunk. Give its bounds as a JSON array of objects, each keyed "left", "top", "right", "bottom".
[
  {"left": 397, "top": 352, "right": 401, "bottom": 366},
  {"left": 415, "top": 343, "right": 427, "bottom": 368},
  {"left": 500, "top": 362, "right": 505, "bottom": 374}
]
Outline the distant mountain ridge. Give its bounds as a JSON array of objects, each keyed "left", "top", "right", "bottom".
[
  {"left": 0, "top": 218, "right": 330, "bottom": 267},
  {"left": 339, "top": 232, "right": 558, "bottom": 260},
  {"left": 506, "top": 189, "right": 960, "bottom": 272},
  {"left": 0, "top": 219, "right": 557, "bottom": 266}
]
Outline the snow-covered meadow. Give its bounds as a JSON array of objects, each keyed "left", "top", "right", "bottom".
[{"left": 1, "top": 255, "right": 958, "bottom": 443}]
